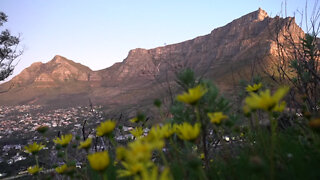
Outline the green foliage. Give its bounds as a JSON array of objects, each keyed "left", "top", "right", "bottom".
[
  {"left": 286, "top": 33, "right": 320, "bottom": 112},
  {"left": 0, "top": 12, "right": 22, "bottom": 81},
  {"left": 176, "top": 68, "right": 196, "bottom": 90},
  {"left": 201, "top": 80, "right": 230, "bottom": 113},
  {"left": 209, "top": 128, "right": 320, "bottom": 180},
  {"left": 170, "top": 101, "right": 194, "bottom": 124},
  {"left": 170, "top": 70, "right": 230, "bottom": 125}
]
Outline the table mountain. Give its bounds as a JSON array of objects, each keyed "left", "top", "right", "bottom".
[{"left": 0, "top": 8, "right": 304, "bottom": 116}]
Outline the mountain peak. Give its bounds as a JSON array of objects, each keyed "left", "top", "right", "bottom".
[
  {"left": 53, "top": 55, "right": 66, "bottom": 59},
  {"left": 51, "top": 55, "right": 69, "bottom": 64},
  {"left": 230, "top": 8, "right": 269, "bottom": 26},
  {"left": 246, "top": 8, "right": 268, "bottom": 22},
  {"left": 256, "top": 8, "right": 269, "bottom": 21},
  {"left": 30, "top": 61, "right": 43, "bottom": 67},
  {"left": 128, "top": 48, "right": 148, "bottom": 56}
]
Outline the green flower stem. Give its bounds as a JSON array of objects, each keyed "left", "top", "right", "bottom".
[
  {"left": 195, "top": 104, "right": 209, "bottom": 169},
  {"left": 100, "top": 172, "right": 108, "bottom": 180},
  {"left": 103, "top": 135, "right": 117, "bottom": 160},
  {"left": 183, "top": 140, "right": 192, "bottom": 152},
  {"left": 198, "top": 166, "right": 209, "bottom": 180},
  {"left": 85, "top": 149, "right": 89, "bottom": 177},
  {"left": 269, "top": 112, "right": 277, "bottom": 180},
  {"left": 195, "top": 104, "right": 201, "bottom": 123},
  {"left": 110, "top": 137, "right": 117, "bottom": 159},
  {"left": 75, "top": 167, "right": 87, "bottom": 180},
  {"left": 109, "top": 136, "right": 117, "bottom": 148},
  {"left": 35, "top": 155, "right": 39, "bottom": 167},
  {"left": 101, "top": 136, "right": 107, "bottom": 151},
  {"left": 254, "top": 112, "right": 267, "bottom": 155},
  {"left": 201, "top": 126, "right": 209, "bottom": 169},
  {"left": 249, "top": 115, "right": 255, "bottom": 132},
  {"left": 158, "top": 106, "right": 165, "bottom": 122},
  {"left": 253, "top": 112, "right": 259, "bottom": 132},
  {"left": 169, "top": 137, "right": 181, "bottom": 154},
  {"left": 159, "top": 149, "right": 169, "bottom": 167},
  {"left": 65, "top": 148, "right": 68, "bottom": 162},
  {"left": 310, "top": 131, "right": 320, "bottom": 154},
  {"left": 35, "top": 155, "right": 40, "bottom": 180}
]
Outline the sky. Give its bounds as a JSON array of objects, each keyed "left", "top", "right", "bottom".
[{"left": 0, "top": 0, "right": 312, "bottom": 81}]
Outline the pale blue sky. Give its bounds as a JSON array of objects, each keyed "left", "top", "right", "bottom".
[{"left": 0, "top": 0, "right": 310, "bottom": 80}]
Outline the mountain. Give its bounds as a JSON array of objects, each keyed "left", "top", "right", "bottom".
[
  {"left": 0, "top": 8, "right": 304, "bottom": 116},
  {"left": 12, "top": 55, "right": 92, "bottom": 86}
]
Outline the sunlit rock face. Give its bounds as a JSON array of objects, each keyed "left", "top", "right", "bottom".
[
  {"left": 0, "top": 8, "right": 305, "bottom": 112},
  {"left": 34, "top": 73, "right": 54, "bottom": 82},
  {"left": 48, "top": 55, "right": 92, "bottom": 82},
  {"left": 107, "top": 8, "right": 303, "bottom": 85},
  {"left": 10, "top": 55, "right": 93, "bottom": 85}
]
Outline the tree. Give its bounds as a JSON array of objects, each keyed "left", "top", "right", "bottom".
[
  {"left": 0, "top": 11, "right": 22, "bottom": 81},
  {"left": 263, "top": 1, "right": 320, "bottom": 114}
]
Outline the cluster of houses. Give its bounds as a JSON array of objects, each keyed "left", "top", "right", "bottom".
[
  {"left": 0, "top": 105, "right": 107, "bottom": 178},
  {"left": 0, "top": 105, "right": 105, "bottom": 138}
]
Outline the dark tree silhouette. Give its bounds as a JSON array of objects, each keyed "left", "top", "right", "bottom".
[{"left": 0, "top": 11, "right": 22, "bottom": 81}]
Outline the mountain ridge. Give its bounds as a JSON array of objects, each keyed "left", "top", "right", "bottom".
[{"left": 0, "top": 8, "right": 304, "bottom": 117}]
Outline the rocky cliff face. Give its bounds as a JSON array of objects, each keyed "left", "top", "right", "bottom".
[
  {"left": 0, "top": 9, "right": 305, "bottom": 113},
  {"left": 105, "top": 8, "right": 303, "bottom": 86}
]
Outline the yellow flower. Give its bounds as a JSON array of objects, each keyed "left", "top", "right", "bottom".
[
  {"left": 137, "top": 166, "right": 172, "bottom": 180},
  {"left": 176, "top": 85, "right": 207, "bottom": 105},
  {"left": 53, "top": 134, "right": 73, "bottom": 147},
  {"left": 117, "top": 136, "right": 165, "bottom": 178},
  {"left": 96, "top": 120, "right": 116, "bottom": 137},
  {"left": 35, "top": 125, "right": 49, "bottom": 134},
  {"left": 130, "top": 127, "right": 144, "bottom": 138},
  {"left": 140, "top": 137, "right": 165, "bottom": 154},
  {"left": 130, "top": 117, "right": 139, "bottom": 123},
  {"left": 148, "top": 124, "right": 175, "bottom": 140},
  {"left": 27, "top": 165, "right": 42, "bottom": 175},
  {"left": 126, "top": 138, "right": 163, "bottom": 164},
  {"left": 208, "top": 112, "right": 228, "bottom": 124},
  {"left": 240, "top": 132, "right": 245, "bottom": 137},
  {"left": 78, "top": 138, "right": 92, "bottom": 150},
  {"left": 55, "top": 164, "right": 68, "bottom": 174},
  {"left": 87, "top": 151, "right": 110, "bottom": 171},
  {"left": 127, "top": 140, "right": 153, "bottom": 163},
  {"left": 246, "top": 83, "right": 262, "bottom": 93},
  {"left": 243, "top": 105, "right": 251, "bottom": 115},
  {"left": 116, "top": 146, "right": 127, "bottom": 161},
  {"left": 244, "top": 86, "right": 289, "bottom": 112},
  {"left": 175, "top": 122, "right": 200, "bottom": 141},
  {"left": 129, "top": 113, "right": 146, "bottom": 123},
  {"left": 309, "top": 118, "right": 320, "bottom": 129},
  {"left": 158, "top": 124, "right": 175, "bottom": 139},
  {"left": 118, "top": 162, "right": 146, "bottom": 177},
  {"left": 24, "top": 142, "right": 45, "bottom": 154},
  {"left": 273, "top": 101, "right": 286, "bottom": 112},
  {"left": 144, "top": 136, "right": 165, "bottom": 151},
  {"left": 200, "top": 153, "right": 205, "bottom": 160}
]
